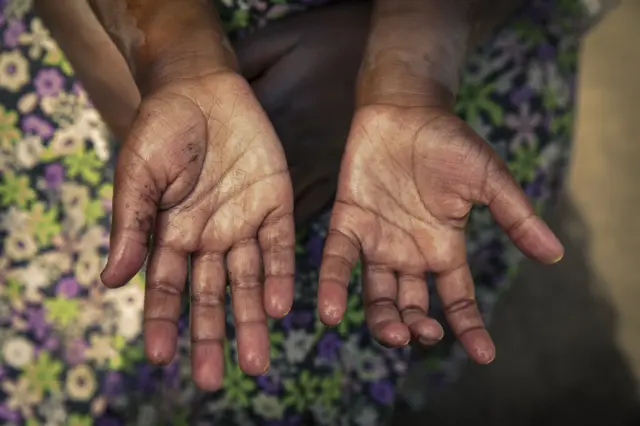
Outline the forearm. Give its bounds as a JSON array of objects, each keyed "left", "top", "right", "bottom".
[
  {"left": 88, "top": 0, "right": 237, "bottom": 94},
  {"left": 34, "top": 0, "right": 140, "bottom": 139},
  {"left": 357, "top": 0, "right": 525, "bottom": 107}
]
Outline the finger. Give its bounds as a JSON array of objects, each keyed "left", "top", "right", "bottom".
[
  {"left": 190, "top": 252, "right": 227, "bottom": 391},
  {"left": 397, "top": 273, "right": 444, "bottom": 345},
  {"left": 318, "top": 228, "right": 361, "bottom": 326},
  {"left": 435, "top": 264, "right": 495, "bottom": 364},
  {"left": 143, "top": 242, "right": 188, "bottom": 366},
  {"left": 101, "top": 144, "right": 159, "bottom": 288},
  {"left": 363, "top": 265, "right": 410, "bottom": 348},
  {"left": 227, "top": 239, "right": 270, "bottom": 376},
  {"left": 259, "top": 213, "right": 295, "bottom": 319},
  {"left": 480, "top": 160, "right": 564, "bottom": 264}
]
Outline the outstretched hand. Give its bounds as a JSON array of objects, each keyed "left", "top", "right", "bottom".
[
  {"left": 101, "top": 73, "right": 295, "bottom": 389},
  {"left": 318, "top": 105, "right": 563, "bottom": 364}
]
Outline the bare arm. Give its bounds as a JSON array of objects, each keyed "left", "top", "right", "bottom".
[
  {"left": 357, "top": 0, "right": 526, "bottom": 108},
  {"left": 35, "top": 0, "right": 237, "bottom": 138}
]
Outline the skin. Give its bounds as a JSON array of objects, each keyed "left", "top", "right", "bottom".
[
  {"left": 318, "top": 0, "right": 563, "bottom": 365},
  {"left": 36, "top": 0, "right": 545, "bottom": 388},
  {"left": 44, "top": 0, "right": 297, "bottom": 390}
]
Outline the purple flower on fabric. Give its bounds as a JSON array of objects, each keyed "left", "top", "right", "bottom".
[
  {"left": 305, "top": 235, "right": 324, "bottom": 268},
  {"left": 34, "top": 68, "right": 64, "bottom": 97},
  {"left": 3, "top": 19, "right": 25, "bottom": 48},
  {"left": 281, "top": 310, "right": 313, "bottom": 331},
  {"left": 266, "top": 416, "right": 302, "bottom": 426},
  {"left": 43, "top": 335, "right": 60, "bottom": 351},
  {"left": 103, "top": 371, "right": 124, "bottom": 395},
  {"left": 317, "top": 332, "right": 342, "bottom": 361},
  {"left": 0, "top": 404, "right": 19, "bottom": 422},
  {"left": 256, "top": 374, "right": 280, "bottom": 394},
  {"left": 510, "top": 86, "right": 534, "bottom": 105},
  {"left": 369, "top": 380, "right": 395, "bottom": 405},
  {"left": 44, "top": 163, "right": 65, "bottom": 188},
  {"left": 22, "top": 115, "right": 54, "bottom": 138},
  {"left": 65, "top": 339, "right": 88, "bottom": 365},
  {"left": 56, "top": 277, "right": 79, "bottom": 297},
  {"left": 26, "top": 308, "right": 49, "bottom": 340},
  {"left": 537, "top": 43, "right": 557, "bottom": 61},
  {"left": 96, "top": 416, "right": 122, "bottom": 426}
]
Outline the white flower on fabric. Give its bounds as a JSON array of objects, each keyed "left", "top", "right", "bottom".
[
  {"left": 19, "top": 17, "right": 56, "bottom": 60},
  {"left": 17, "top": 92, "right": 38, "bottom": 114},
  {"left": 4, "top": 231, "right": 37, "bottom": 261},
  {"left": 354, "top": 406, "right": 379, "bottom": 426},
  {"left": 65, "top": 364, "right": 97, "bottom": 401},
  {"left": 105, "top": 284, "right": 144, "bottom": 317},
  {"left": 352, "top": 349, "right": 388, "bottom": 382},
  {"left": 505, "top": 103, "right": 542, "bottom": 147},
  {"left": 2, "top": 376, "right": 42, "bottom": 418},
  {"left": 75, "top": 108, "right": 111, "bottom": 161},
  {"left": 0, "top": 206, "right": 29, "bottom": 232},
  {"left": 2, "top": 337, "right": 35, "bottom": 368},
  {"left": 0, "top": 50, "right": 30, "bottom": 92},
  {"left": 283, "top": 330, "right": 315, "bottom": 364},
  {"left": 15, "top": 135, "right": 43, "bottom": 169},
  {"left": 251, "top": 394, "right": 285, "bottom": 420}
]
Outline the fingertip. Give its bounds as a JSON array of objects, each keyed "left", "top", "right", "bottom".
[
  {"left": 378, "top": 322, "right": 411, "bottom": 348},
  {"left": 192, "top": 341, "right": 225, "bottom": 392},
  {"left": 237, "top": 324, "right": 270, "bottom": 376},
  {"left": 318, "top": 298, "right": 344, "bottom": 326},
  {"left": 516, "top": 217, "right": 565, "bottom": 265},
  {"left": 410, "top": 319, "right": 445, "bottom": 345},
  {"left": 264, "top": 276, "right": 294, "bottom": 319},
  {"left": 144, "top": 320, "right": 178, "bottom": 366}
]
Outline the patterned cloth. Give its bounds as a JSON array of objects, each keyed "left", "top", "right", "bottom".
[{"left": 0, "top": 0, "right": 613, "bottom": 425}]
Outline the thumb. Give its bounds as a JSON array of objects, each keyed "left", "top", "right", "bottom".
[
  {"left": 102, "top": 95, "right": 207, "bottom": 288},
  {"left": 478, "top": 156, "right": 564, "bottom": 265}
]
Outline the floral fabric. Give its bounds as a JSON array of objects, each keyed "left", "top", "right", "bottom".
[{"left": 0, "top": 0, "right": 611, "bottom": 425}]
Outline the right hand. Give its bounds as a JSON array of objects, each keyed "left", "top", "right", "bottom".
[{"left": 101, "top": 71, "right": 295, "bottom": 390}]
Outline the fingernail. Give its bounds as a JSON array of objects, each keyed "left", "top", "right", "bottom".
[
  {"left": 551, "top": 254, "right": 564, "bottom": 264},
  {"left": 261, "top": 362, "right": 270, "bottom": 375}
]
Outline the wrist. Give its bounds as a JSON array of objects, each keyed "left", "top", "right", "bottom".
[
  {"left": 356, "top": 61, "right": 456, "bottom": 110},
  {"left": 90, "top": 0, "right": 238, "bottom": 95}
]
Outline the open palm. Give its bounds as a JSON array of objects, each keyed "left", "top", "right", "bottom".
[
  {"left": 318, "top": 105, "right": 563, "bottom": 363},
  {"left": 101, "top": 73, "right": 295, "bottom": 389}
]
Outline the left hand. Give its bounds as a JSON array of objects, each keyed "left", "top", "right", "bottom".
[{"left": 318, "top": 104, "right": 564, "bottom": 364}]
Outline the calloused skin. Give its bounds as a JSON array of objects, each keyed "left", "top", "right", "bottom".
[
  {"left": 318, "top": 105, "right": 564, "bottom": 364},
  {"left": 100, "top": 74, "right": 296, "bottom": 390}
]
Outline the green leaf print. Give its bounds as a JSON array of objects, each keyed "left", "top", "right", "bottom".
[
  {"left": 456, "top": 82, "right": 503, "bottom": 126},
  {"left": 5, "top": 278, "right": 22, "bottom": 303},
  {"left": 0, "top": 169, "right": 36, "bottom": 208},
  {"left": 509, "top": 143, "right": 539, "bottom": 183},
  {"left": 319, "top": 369, "right": 342, "bottom": 408},
  {"left": 22, "top": 351, "right": 63, "bottom": 395},
  {"left": 223, "top": 343, "right": 257, "bottom": 407},
  {"left": 551, "top": 110, "right": 574, "bottom": 136},
  {"left": 84, "top": 198, "right": 105, "bottom": 226},
  {"left": 269, "top": 330, "right": 285, "bottom": 359},
  {"left": 67, "top": 414, "right": 92, "bottom": 426},
  {"left": 43, "top": 48, "right": 74, "bottom": 76},
  {"left": 27, "top": 202, "right": 61, "bottom": 246},
  {"left": 283, "top": 370, "right": 321, "bottom": 413},
  {"left": 63, "top": 148, "right": 103, "bottom": 185},
  {"left": 44, "top": 297, "right": 79, "bottom": 328},
  {"left": 0, "top": 105, "right": 21, "bottom": 144},
  {"left": 513, "top": 19, "right": 546, "bottom": 44},
  {"left": 337, "top": 294, "right": 365, "bottom": 337}
]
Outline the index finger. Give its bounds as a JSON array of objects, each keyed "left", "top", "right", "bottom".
[{"left": 318, "top": 227, "right": 361, "bottom": 326}]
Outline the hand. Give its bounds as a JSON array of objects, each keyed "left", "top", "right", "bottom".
[
  {"left": 101, "top": 72, "right": 295, "bottom": 389},
  {"left": 318, "top": 105, "right": 564, "bottom": 364},
  {"left": 234, "top": 0, "right": 371, "bottom": 224}
]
